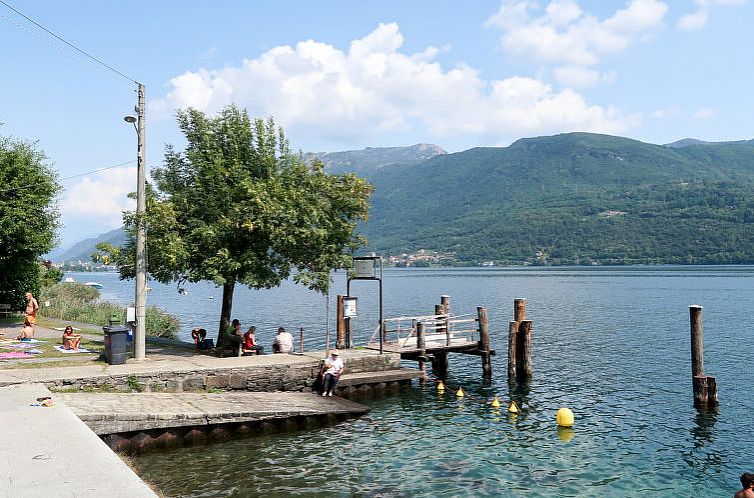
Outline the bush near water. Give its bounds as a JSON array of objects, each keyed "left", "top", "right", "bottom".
[{"left": 38, "top": 282, "right": 178, "bottom": 339}]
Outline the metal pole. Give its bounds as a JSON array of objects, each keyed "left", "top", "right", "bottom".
[
  {"left": 134, "top": 83, "right": 147, "bottom": 361},
  {"left": 378, "top": 257, "right": 383, "bottom": 354}
]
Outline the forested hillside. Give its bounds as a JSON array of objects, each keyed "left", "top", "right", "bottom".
[{"left": 359, "top": 133, "right": 754, "bottom": 265}]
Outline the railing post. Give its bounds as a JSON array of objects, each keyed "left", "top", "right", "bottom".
[{"left": 299, "top": 327, "right": 304, "bottom": 353}]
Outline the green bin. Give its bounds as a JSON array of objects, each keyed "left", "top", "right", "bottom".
[{"left": 103, "top": 325, "right": 129, "bottom": 365}]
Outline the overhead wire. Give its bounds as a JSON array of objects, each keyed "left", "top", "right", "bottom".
[
  {"left": 0, "top": 159, "right": 136, "bottom": 194},
  {"left": 0, "top": 0, "right": 139, "bottom": 85}
]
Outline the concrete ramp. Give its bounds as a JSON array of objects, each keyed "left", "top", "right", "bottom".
[{"left": 0, "top": 383, "right": 156, "bottom": 497}]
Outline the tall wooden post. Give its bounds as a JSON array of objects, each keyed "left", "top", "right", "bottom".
[
  {"left": 514, "top": 298, "right": 526, "bottom": 322},
  {"left": 507, "top": 321, "right": 518, "bottom": 381},
  {"left": 518, "top": 320, "right": 532, "bottom": 380},
  {"left": 299, "top": 327, "right": 304, "bottom": 353},
  {"left": 336, "top": 295, "right": 346, "bottom": 349},
  {"left": 478, "top": 307, "right": 491, "bottom": 377},
  {"left": 441, "top": 295, "right": 451, "bottom": 315},
  {"left": 689, "top": 305, "right": 704, "bottom": 378},
  {"left": 689, "top": 305, "right": 718, "bottom": 408},
  {"left": 432, "top": 352, "right": 448, "bottom": 377},
  {"left": 417, "top": 321, "right": 426, "bottom": 373}
]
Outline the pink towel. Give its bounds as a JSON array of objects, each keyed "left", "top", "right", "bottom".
[{"left": 0, "top": 351, "right": 31, "bottom": 359}]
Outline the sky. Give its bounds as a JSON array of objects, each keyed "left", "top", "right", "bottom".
[{"left": 1, "top": 0, "right": 752, "bottom": 249}]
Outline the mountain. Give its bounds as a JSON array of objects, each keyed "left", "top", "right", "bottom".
[
  {"left": 307, "top": 143, "right": 446, "bottom": 175},
  {"left": 358, "top": 132, "right": 754, "bottom": 265},
  {"left": 54, "top": 227, "right": 126, "bottom": 263},
  {"left": 665, "top": 137, "right": 753, "bottom": 148}
]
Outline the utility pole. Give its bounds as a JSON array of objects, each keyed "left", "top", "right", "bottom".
[{"left": 134, "top": 83, "right": 147, "bottom": 361}]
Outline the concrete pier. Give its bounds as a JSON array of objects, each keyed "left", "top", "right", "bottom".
[{"left": 0, "top": 383, "right": 157, "bottom": 497}]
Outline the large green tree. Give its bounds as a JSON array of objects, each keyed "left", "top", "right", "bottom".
[
  {"left": 108, "top": 106, "right": 372, "bottom": 339},
  {"left": 0, "top": 135, "right": 60, "bottom": 308}
]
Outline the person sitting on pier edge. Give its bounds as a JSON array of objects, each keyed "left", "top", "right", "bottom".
[
  {"left": 61, "top": 325, "right": 82, "bottom": 351},
  {"left": 734, "top": 472, "right": 754, "bottom": 498},
  {"left": 272, "top": 327, "right": 294, "bottom": 353},
  {"left": 321, "top": 349, "right": 344, "bottom": 397},
  {"left": 242, "top": 326, "right": 264, "bottom": 355}
]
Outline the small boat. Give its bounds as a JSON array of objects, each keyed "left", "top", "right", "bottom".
[
  {"left": 83, "top": 282, "right": 103, "bottom": 289},
  {"left": 63, "top": 277, "right": 75, "bottom": 283}
]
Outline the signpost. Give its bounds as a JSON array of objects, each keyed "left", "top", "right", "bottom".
[{"left": 347, "top": 256, "right": 384, "bottom": 353}]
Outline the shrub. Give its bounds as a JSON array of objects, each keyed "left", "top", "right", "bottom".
[{"left": 38, "top": 282, "right": 178, "bottom": 339}]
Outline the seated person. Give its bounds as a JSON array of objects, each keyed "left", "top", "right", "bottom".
[
  {"left": 191, "top": 327, "right": 208, "bottom": 349},
  {"left": 219, "top": 318, "right": 244, "bottom": 355},
  {"left": 61, "top": 325, "right": 82, "bottom": 351},
  {"left": 321, "top": 349, "right": 345, "bottom": 396},
  {"left": 242, "top": 326, "right": 264, "bottom": 355},
  {"left": 16, "top": 324, "right": 34, "bottom": 341},
  {"left": 272, "top": 327, "right": 294, "bottom": 353}
]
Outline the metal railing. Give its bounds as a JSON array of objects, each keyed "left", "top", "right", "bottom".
[{"left": 367, "top": 313, "right": 479, "bottom": 351}]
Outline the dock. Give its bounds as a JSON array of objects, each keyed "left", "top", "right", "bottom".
[{"left": 0, "top": 383, "right": 157, "bottom": 498}]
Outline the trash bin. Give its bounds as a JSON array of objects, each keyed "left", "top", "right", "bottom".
[{"left": 103, "top": 325, "right": 129, "bottom": 365}]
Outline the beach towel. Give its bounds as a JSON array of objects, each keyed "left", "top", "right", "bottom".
[
  {"left": 0, "top": 351, "right": 33, "bottom": 359},
  {"left": 6, "top": 343, "right": 38, "bottom": 349},
  {"left": 54, "top": 345, "right": 94, "bottom": 354}
]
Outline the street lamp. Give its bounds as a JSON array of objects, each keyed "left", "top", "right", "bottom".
[{"left": 124, "top": 83, "right": 147, "bottom": 361}]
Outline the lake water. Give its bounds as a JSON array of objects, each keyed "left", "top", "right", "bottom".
[{"left": 68, "top": 267, "right": 754, "bottom": 497}]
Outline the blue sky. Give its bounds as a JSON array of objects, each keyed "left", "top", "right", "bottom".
[{"left": 1, "top": 0, "right": 752, "bottom": 249}]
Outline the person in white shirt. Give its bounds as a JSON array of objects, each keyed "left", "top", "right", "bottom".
[
  {"left": 272, "top": 327, "right": 294, "bottom": 353},
  {"left": 321, "top": 349, "right": 345, "bottom": 396}
]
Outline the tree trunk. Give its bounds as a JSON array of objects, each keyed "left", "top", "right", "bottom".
[{"left": 218, "top": 280, "right": 235, "bottom": 346}]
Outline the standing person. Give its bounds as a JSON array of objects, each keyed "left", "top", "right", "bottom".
[
  {"left": 23, "top": 292, "right": 39, "bottom": 337},
  {"left": 321, "top": 349, "right": 344, "bottom": 397},
  {"left": 272, "top": 327, "right": 294, "bottom": 353},
  {"left": 242, "top": 326, "right": 264, "bottom": 355},
  {"left": 735, "top": 473, "right": 754, "bottom": 498}
]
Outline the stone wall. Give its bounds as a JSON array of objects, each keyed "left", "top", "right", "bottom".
[{"left": 47, "top": 352, "right": 403, "bottom": 394}]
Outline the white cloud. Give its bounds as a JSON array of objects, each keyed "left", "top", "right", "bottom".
[
  {"left": 62, "top": 167, "right": 135, "bottom": 228},
  {"left": 553, "top": 66, "right": 616, "bottom": 88},
  {"left": 486, "top": 0, "right": 668, "bottom": 67},
  {"left": 150, "top": 22, "right": 638, "bottom": 149},
  {"left": 677, "top": 0, "right": 746, "bottom": 31}
]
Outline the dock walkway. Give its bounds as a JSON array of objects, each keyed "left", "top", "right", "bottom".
[
  {"left": 59, "top": 391, "right": 369, "bottom": 435},
  {"left": 0, "top": 383, "right": 157, "bottom": 498}
]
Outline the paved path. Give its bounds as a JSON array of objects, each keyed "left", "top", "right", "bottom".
[
  {"left": 0, "top": 383, "right": 157, "bottom": 498},
  {"left": 59, "top": 391, "right": 369, "bottom": 434}
]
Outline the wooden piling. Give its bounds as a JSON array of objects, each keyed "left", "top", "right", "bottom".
[
  {"left": 441, "top": 295, "right": 451, "bottom": 315},
  {"left": 432, "top": 352, "right": 449, "bottom": 377},
  {"left": 336, "top": 295, "right": 346, "bottom": 349},
  {"left": 514, "top": 298, "right": 526, "bottom": 322},
  {"left": 689, "top": 305, "right": 704, "bottom": 378},
  {"left": 507, "top": 321, "right": 518, "bottom": 381},
  {"left": 416, "top": 321, "right": 426, "bottom": 373},
  {"left": 518, "top": 320, "right": 532, "bottom": 380},
  {"left": 477, "top": 307, "right": 491, "bottom": 377},
  {"left": 689, "top": 305, "right": 718, "bottom": 408},
  {"left": 299, "top": 327, "right": 304, "bottom": 353}
]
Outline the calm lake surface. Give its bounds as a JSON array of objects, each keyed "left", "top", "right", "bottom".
[{"left": 68, "top": 267, "right": 754, "bottom": 497}]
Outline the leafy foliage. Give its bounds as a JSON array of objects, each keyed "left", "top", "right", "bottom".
[
  {"left": 102, "top": 106, "right": 372, "bottom": 333},
  {"left": 0, "top": 136, "right": 60, "bottom": 306},
  {"left": 38, "top": 282, "right": 178, "bottom": 338}
]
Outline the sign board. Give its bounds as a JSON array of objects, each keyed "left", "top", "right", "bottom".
[
  {"left": 343, "top": 297, "right": 358, "bottom": 317},
  {"left": 353, "top": 258, "right": 376, "bottom": 278}
]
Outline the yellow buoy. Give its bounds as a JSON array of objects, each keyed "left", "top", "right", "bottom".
[
  {"left": 437, "top": 381, "right": 445, "bottom": 391},
  {"left": 508, "top": 400, "right": 519, "bottom": 414},
  {"left": 491, "top": 396, "right": 501, "bottom": 409},
  {"left": 456, "top": 387, "right": 464, "bottom": 398},
  {"left": 556, "top": 407, "right": 575, "bottom": 427}
]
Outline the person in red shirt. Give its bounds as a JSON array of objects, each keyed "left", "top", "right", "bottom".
[{"left": 242, "top": 326, "right": 264, "bottom": 355}]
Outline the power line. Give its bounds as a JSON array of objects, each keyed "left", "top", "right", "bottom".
[
  {"left": 0, "top": 0, "right": 139, "bottom": 84},
  {"left": 0, "top": 159, "right": 136, "bottom": 194}
]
